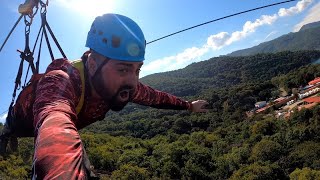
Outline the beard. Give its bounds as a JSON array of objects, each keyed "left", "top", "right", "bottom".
[
  {"left": 109, "top": 85, "right": 135, "bottom": 111},
  {"left": 91, "top": 72, "right": 134, "bottom": 111}
]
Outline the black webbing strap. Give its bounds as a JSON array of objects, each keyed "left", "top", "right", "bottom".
[
  {"left": 45, "top": 22, "right": 67, "bottom": 59},
  {"left": 36, "top": 28, "right": 45, "bottom": 73},
  {"left": 41, "top": 12, "right": 54, "bottom": 61},
  {"left": 0, "top": 15, "right": 23, "bottom": 53}
]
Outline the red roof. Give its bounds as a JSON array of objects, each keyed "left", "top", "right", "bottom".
[
  {"left": 303, "top": 96, "right": 320, "bottom": 103},
  {"left": 274, "top": 97, "right": 285, "bottom": 102},
  {"left": 256, "top": 106, "right": 268, "bottom": 113},
  {"left": 308, "top": 77, "right": 320, "bottom": 85}
]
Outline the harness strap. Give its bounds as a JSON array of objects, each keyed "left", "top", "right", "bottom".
[{"left": 72, "top": 60, "right": 86, "bottom": 114}]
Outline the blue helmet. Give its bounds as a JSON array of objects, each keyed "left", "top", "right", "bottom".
[{"left": 86, "top": 13, "right": 146, "bottom": 61}]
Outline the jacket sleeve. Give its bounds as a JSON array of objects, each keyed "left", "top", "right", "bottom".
[
  {"left": 32, "top": 60, "right": 87, "bottom": 179},
  {"left": 131, "top": 82, "right": 191, "bottom": 110},
  {"left": 33, "top": 60, "right": 81, "bottom": 129}
]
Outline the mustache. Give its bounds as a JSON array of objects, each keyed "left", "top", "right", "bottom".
[
  {"left": 118, "top": 85, "right": 134, "bottom": 92},
  {"left": 117, "top": 85, "right": 135, "bottom": 97}
]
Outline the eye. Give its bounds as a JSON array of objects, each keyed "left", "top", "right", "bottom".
[{"left": 118, "top": 69, "right": 128, "bottom": 73}]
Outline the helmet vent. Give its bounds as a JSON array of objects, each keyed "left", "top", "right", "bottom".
[
  {"left": 112, "top": 36, "right": 121, "bottom": 48},
  {"left": 102, "top": 38, "right": 108, "bottom": 44}
]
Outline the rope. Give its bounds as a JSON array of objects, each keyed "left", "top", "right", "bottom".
[
  {"left": 0, "top": 111, "right": 8, "bottom": 118},
  {"left": 0, "top": 15, "right": 23, "bottom": 53},
  {"left": 147, "top": 0, "right": 298, "bottom": 44},
  {"left": 45, "top": 21, "right": 67, "bottom": 59},
  {"left": 36, "top": 28, "right": 45, "bottom": 73}
]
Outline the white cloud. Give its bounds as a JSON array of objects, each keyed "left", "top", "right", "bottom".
[
  {"left": 206, "top": 32, "right": 230, "bottom": 50},
  {"left": 294, "top": 1, "right": 320, "bottom": 31},
  {"left": 0, "top": 113, "right": 7, "bottom": 124},
  {"left": 206, "top": 14, "right": 278, "bottom": 50},
  {"left": 278, "top": 0, "right": 313, "bottom": 17},
  {"left": 142, "top": 46, "right": 208, "bottom": 75}
]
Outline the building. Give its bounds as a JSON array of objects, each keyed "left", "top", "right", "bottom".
[
  {"left": 255, "top": 101, "right": 267, "bottom": 108},
  {"left": 308, "top": 77, "right": 320, "bottom": 86},
  {"left": 297, "top": 96, "right": 320, "bottom": 111},
  {"left": 303, "top": 96, "right": 320, "bottom": 104}
]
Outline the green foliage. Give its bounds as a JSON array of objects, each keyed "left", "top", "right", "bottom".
[
  {"left": 290, "top": 167, "right": 320, "bottom": 180},
  {"left": 251, "top": 139, "right": 282, "bottom": 162},
  {"left": 287, "top": 141, "right": 320, "bottom": 170},
  {"left": 229, "top": 162, "right": 287, "bottom": 180},
  {"left": 0, "top": 137, "right": 33, "bottom": 179},
  {"left": 252, "top": 119, "right": 277, "bottom": 136},
  {"left": 0, "top": 154, "right": 30, "bottom": 179},
  {"left": 111, "top": 164, "right": 150, "bottom": 180}
]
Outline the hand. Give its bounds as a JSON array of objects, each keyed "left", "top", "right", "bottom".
[{"left": 189, "top": 100, "right": 210, "bottom": 113}]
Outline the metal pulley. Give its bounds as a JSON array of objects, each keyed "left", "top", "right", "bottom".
[{"left": 18, "top": 0, "right": 39, "bottom": 16}]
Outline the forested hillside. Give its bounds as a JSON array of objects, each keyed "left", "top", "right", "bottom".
[
  {"left": 1, "top": 50, "right": 320, "bottom": 179},
  {"left": 229, "top": 22, "right": 320, "bottom": 57},
  {"left": 141, "top": 50, "right": 320, "bottom": 96}
]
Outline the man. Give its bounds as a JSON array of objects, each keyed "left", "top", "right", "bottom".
[{"left": 32, "top": 13, "right": 209, "bottom": 179}]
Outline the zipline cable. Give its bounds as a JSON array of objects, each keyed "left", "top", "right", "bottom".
[
  {"left": 0, "top": 110, "right": 8, "bottom": 118},
  {"left": 147, "top": 0, "right": 298, "bottom": 45}
]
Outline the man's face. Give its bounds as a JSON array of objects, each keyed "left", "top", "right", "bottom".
[{"left": 94, "top": 59, "right": 143, "bottom": 111}]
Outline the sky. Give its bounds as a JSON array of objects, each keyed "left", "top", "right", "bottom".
[{"left": 0, "top": 0, "right": 320, "bottom": 123}]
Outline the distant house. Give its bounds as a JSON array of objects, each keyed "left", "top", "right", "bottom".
[
  {"left": 256, "top": 106, "right": 268, "bottom": 113},
  {"left": 300, "top": 85, "right": 314, "bottom": 91},
  {"left": 255, "top": 101, "right": 267, "bottom": 108},
  {"left": 303, "top": 96, "right": 320, "bottom": 104},
  {"left": 274, "top": 97, "right": 286, "bottom": 103},
  {"left": 273, "top": 96, "right": 294, "bottom": 109},
  {"left": 298, "top": 96, "right": 320, "bottom": 110},
  {"left": 299, "top": 87, "right": 320, "bottom": 99},
  {"left": 308, "top": 77, "right": 320, "bottom": 86}
]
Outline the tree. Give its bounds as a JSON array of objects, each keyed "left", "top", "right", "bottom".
[
  {"left": 287, "top": 141, "right": 320, "bottom": 171},
  {"left": 230, "top": 162, "right": 287, "bottom": 180},
  {"left": 251, "top": 139, "right": 282, "bottom": 162},
  {"left": 0, "top": 154, "right": 29, "bottom": 179},
  {"left": 252, "top": 119, "right": 277, "bottom": 136},
  {"left": 290, "top": 167, "right": 320, "bottom": 180},
  {"left": 111, "top": 164, "right": 150, "bottom": 180}
]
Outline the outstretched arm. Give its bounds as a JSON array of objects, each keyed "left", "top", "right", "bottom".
[{"left": 131, "top": 82, "right": 209, "bottom": 112}]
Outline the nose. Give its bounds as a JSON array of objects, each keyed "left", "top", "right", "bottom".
[{"left": 125, "top": 73, "right": 139, "bottom": 89}]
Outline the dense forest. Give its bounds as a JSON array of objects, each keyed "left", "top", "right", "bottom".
[{"left": 1, "top": 50, "right": 320, "bottom": 179}]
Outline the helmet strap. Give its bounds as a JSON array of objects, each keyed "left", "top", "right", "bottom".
[{"left": 90, "top": 58, "right": 110, "bottom": 99}]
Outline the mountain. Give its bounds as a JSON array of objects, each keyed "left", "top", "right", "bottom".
[
  {"left": 228, "top": 21, "right": 320, "bottom": 56},
  {"left": 300, "top": 21, "right": 320, "bottom": 31},
  {"left": 140, "top": 50, "right": 320, "bottom": 97}
]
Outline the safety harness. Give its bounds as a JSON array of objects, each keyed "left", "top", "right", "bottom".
[
  {"left": 0, "top": 0, "right": 70, "bottom": 138},
  {"left": 0, "top": 1, "right": 96, "bottom": 178}
]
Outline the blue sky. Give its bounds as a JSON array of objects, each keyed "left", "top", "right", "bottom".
[{"left": 0, "top": 0, "right": 320, "bottom": 123}]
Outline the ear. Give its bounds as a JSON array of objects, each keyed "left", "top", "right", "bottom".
[{"left": 87, "top": 55, "right": 98, "bottom": 77}]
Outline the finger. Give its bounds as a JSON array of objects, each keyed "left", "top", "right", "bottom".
[
  {"left": 197, "top": 100, "right": 208, "bottom": 103},
  {"left": 201, "top": 103, "right": 211, "bottom": 109}
]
